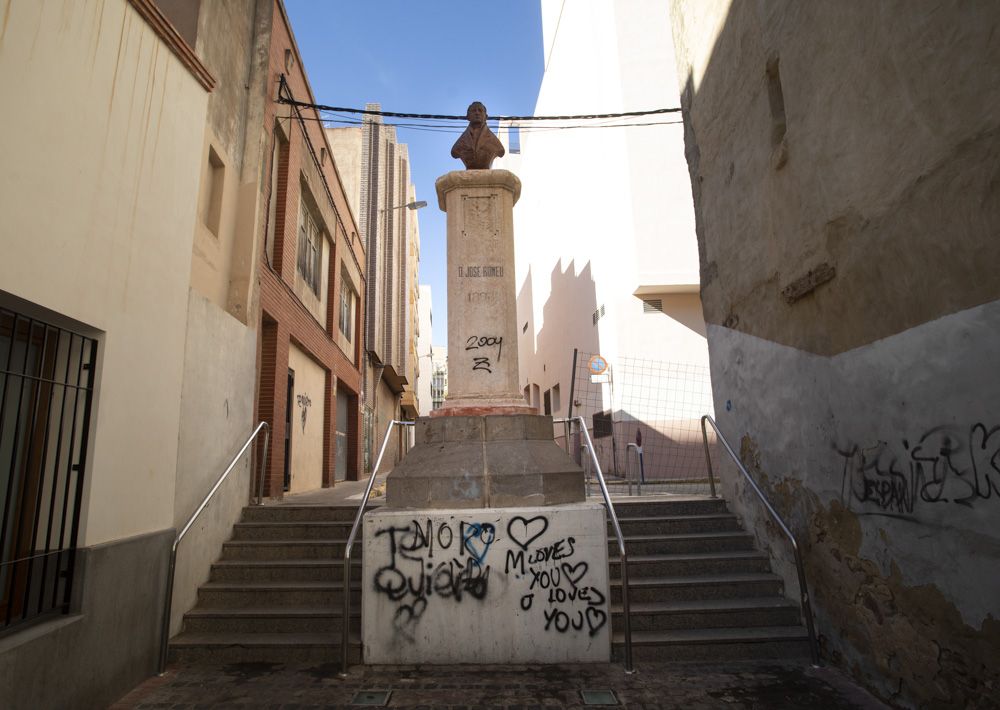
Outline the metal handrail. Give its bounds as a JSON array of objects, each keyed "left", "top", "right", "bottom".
[
  {"left": 625, "top": 443, "right": 642, "bottom": 496},
  {"left": 700, "top": 415, "right": 819, "bottom": 664},
  {"left": 158, "top": 421, "right": 270, "bottom": 673},
  {"left": 339, "top": 419, "right": 413, "bottom": 677},
  {"left": 555, "top": 416, "right": 635, "bottom": 674}
]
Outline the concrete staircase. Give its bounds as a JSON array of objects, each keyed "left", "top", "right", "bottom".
[
  {"left": 608, "top": 497, "right": 812, "bottom": 662},
  {"left": 168, "top": 504, "right": 366, "bottom": 665},
  {"left": 170, "top": 496, "right": 809, "bottom": 666}
]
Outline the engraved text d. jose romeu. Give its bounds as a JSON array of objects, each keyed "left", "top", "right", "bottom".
[{"left": 458, "top": 265, "right": 504, "bottom": 277}]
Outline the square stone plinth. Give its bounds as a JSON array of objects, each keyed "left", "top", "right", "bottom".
[
  {"left": 362, "top": 503, "right": 610, "bottom": 664},
  {"left": 386, "top": 414, "right": 585, "bottom": 509}
]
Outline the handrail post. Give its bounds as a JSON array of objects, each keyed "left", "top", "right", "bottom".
[
  {"left": 699, "top": 414, "right": 820, "bottom": 665},
  {"left": 158, "top": 421, "right": 270, "bottom": 674},
  {"left": 256, "top": 426, "right": 271, "bottom": 504},
  {"left": 700, "top": 416, "right": 718, "bottom": 498},
  {"left": 340, "top": 419, "right": 413, "bottom": 678}
]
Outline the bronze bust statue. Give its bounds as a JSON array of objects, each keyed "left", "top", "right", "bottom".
[{"left": 451, "top": 101, "right": 505, "bottom": 170}]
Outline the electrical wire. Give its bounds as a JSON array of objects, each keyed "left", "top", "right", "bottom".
[
  {"left": 291, "top": 112, "right": 684, "bottom": 134},
  {"left": 276, "top": 96, "right": 681, "bottom": 122}
]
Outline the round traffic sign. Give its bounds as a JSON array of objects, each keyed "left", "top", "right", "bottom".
[{"left": 587, "top": 355, "right": 608, "bottom": 376}]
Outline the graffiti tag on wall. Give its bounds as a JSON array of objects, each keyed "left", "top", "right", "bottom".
[{"left": 835, "top": 423, "right": 1000, "bottom": 518}]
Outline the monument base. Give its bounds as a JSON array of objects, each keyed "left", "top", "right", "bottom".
[
  {"left": 386, "top": 414, "right": 585, "bottom": 509},
  {"left": 430, "top": 397, "right": 537, "bottom": 417},
  {"left": 362, "top": 503, "right": 610, "bottom": 664}
]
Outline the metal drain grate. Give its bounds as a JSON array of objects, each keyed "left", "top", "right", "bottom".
[
  {"left": 351, "top": 689, "right": 392, "bottom": 706},
  {"left": 581, "top": 689, "right": 619, "bottom": 706}
]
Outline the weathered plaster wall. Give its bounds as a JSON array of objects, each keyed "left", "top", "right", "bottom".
[
  {"left": 363, "top": 504, "right": 609, "bottom": 664},
  {"left": 669, "top": 2, "right": 1000, "bottom": 706},
  {"left": 669, "top": 0, "right": 1000, "bottom": 356},
  {"left": 171, "top": 290, "right": 258, "bottom": 634},
  {"left": 287, "top": 342, "right": 326, "bottom": 493},
  {"left": 708, "top": 302, "right": 1000, "bottom": 707}
]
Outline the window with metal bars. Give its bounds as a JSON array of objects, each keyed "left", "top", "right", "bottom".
[
  {"left": 297, "top": 200, "right": 323, "bottom": 296},
  {"left": 0, "top": 306, "right": 97, "bottom": 633},
  {"left": 339, "top": 276, "right": 356, "bottom": 342}
]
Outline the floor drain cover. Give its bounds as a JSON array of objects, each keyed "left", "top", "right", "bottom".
[
  {"left": 581, "top": 689, "right": 619, "bottom": 706},
  {"left": 351, "top": 689, "right": 392, "bottom": 706}
]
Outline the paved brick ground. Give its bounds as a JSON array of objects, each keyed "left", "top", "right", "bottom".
[{"left": 110, "top": 661, "right": 887, "bottom": 709}]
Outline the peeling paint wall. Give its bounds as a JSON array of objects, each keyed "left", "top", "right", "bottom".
[{"left": 669, "top": 1, "right": 1000, "bottom": 707}]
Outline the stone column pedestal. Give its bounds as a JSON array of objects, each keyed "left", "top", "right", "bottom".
[
  {"left": 386, "top": 414, "right": 585, "bottom": 509},
  {"left": 433, "top": 169, "right": 534, "bottom": 416}
]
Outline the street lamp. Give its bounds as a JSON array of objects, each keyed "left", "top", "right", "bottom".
[{"left": 380, "top": 200, "right": 427, "bottom": 212}]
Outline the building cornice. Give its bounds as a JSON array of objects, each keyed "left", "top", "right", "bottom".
[{"left": 127, "top": 0, "right": 216, "bottom": 92}]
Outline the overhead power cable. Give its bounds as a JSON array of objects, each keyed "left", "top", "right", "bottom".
[{"left": 276, "top": 96, "right": 681, "bottom": 122}]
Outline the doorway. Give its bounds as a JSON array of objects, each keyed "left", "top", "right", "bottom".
[{"left": 284, "top": 368, "right": 294, "bottom": 491}]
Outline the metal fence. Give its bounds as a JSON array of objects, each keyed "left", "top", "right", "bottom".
[
  {"left": 0, "top": 307, "right": 97, "bottom": 633},
  {"left": 562, "top": 350, "right": 716, "bottom": 496}
]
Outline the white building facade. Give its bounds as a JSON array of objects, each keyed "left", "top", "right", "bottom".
[{"left": 495, "top": 0, "right": 711, "bottom": 468}]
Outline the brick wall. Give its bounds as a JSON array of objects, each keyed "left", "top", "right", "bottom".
[{"left": 255, "top": 0, "right": 365, "bottom": 496}]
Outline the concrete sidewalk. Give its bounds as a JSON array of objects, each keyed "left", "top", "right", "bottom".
[{"left": 110, "top": 660, "right": 887, "bottom": 709}]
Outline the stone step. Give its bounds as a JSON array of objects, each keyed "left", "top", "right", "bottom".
[
  {"left": 168, "top": 631, "right": 360, "bottom": 665},
  {"left": 610, "top": 597, "right": 802, "bottom": 631},
  {"left": 197, "top": 581, "right": 360, "bottom": 608},
  {"left": 610, "top": 550, "right": 771, "bottom": 578},
  {"left": 613, "top": 514, "right": 742, "bottom": 536},
  {"left": 220, "top": 540, "right": 358, "bottom": 560},
  {"left": 182, "top": 606, "right": 360, "bottom": 634},
  {"left": 610, "top": 572, "right": 784, "bottom": 603},
  {"left": 230, "top": 521, "right": 353, "bottom": 541},
  {"left": 611, "top": 626, "right": 811, "bottom": 662},
  {"left": 241, "top": 505, "right": 377, "bottom": 523},
  {"left": 614, "top": 531, "right": 755, "bottom": 555},
  {"left": 604, "top": 498, "right": 728, "bottom": 517},
  {"left": 210, "top": 559, "right": 361, "bottom": 583}
]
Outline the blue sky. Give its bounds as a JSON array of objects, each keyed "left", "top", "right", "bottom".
[{"left": 284, "top": 1, "right": 545, "bottom": 346}]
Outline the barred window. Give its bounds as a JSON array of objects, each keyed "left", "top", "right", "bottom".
[{"left": 339, "top": 277, "right": 356, "bottom": 341}]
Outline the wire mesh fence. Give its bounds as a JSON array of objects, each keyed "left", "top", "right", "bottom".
[{"left": 560, "top": 350, "right": 718, "bottom": 497}]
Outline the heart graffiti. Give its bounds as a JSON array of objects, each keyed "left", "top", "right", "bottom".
[
  {"left": 462, "top": 522, "right": 496, "bottom": 565},
  {"left": 560, "top": 560, "right": 588, "bottom": 589},
  {"left": 393, "top": 596, "right": 427, "bottom": 642},
  {"left": 585, "top": 606, "right": 607, "bottom": 637},
  {"left": 507, "top": 515, "right": 549, "bottom": 551}
]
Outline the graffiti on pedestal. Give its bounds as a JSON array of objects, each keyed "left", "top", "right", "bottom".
[
  {"left": 372, "top": 519, "right": 494, "bottom": 641},
  {"left": 370, "top": 513, "right": 609, "bottom": 643},
  {"left": 504, "top": 515, "right": 608, "bottom": 637}
]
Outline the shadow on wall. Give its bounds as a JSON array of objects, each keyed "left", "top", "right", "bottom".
[{"left": 518, "top": 260, "right": 601, "bottom": 411}]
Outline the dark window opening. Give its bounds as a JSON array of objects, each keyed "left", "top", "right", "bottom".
[{"left": 0, "top": 306, "right": 97, "bottom": 634}]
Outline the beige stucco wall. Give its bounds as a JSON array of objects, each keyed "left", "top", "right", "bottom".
[
  {"left": 287, "top": 343, "right": 326, "bottom": 492},
  {"left": 0, "top": 0, "right": 208, "bottom": 546},
  {"left": 170, "top": 290, "right": 258, "bottom": 634}
]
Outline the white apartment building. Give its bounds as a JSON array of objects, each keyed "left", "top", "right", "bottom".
[{"left": 495, "top": 0, "right": 711, "bottom": 433}]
